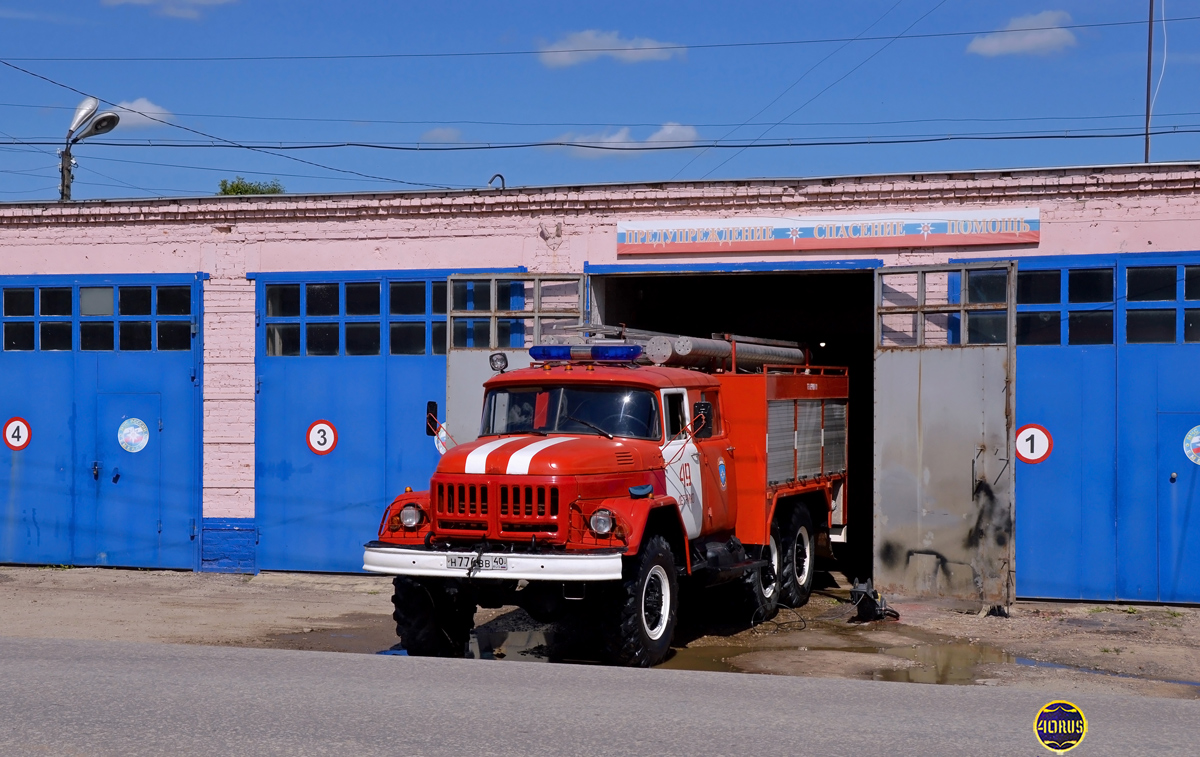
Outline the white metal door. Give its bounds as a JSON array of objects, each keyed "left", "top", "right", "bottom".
[{"left": 660, "top": 388, "right": 703, "bottom": 539}]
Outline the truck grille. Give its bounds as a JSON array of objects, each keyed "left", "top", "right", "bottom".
[{"left": 432, "top": 476, "right": 566, "bottom": 540}]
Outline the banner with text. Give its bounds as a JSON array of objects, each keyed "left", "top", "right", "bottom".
[{"left": 616, "top": 208, "right": 1040, "bottom": 256}]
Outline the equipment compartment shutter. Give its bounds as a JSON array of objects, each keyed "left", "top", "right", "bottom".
[
  {"left": 797, "top": 400, "right": 823, "bottom": 479},
  {"left": 766, "top": 400, "right": 794, "bottom": 484}
]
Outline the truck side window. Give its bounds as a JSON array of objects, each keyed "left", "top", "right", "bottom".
[
  {"left": 700, "top": 391, "right": 721, "bottom": 435},
  {"left": 665, "top": 393, "right": 686, "bottom": 439}
]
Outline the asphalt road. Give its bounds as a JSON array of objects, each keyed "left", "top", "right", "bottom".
[{"left": 1, "top": 637, "right": 1196, "bottom": 756}]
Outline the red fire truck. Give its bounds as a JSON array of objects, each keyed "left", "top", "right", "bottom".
[{"left": 363, "top": 336, "right": 848, "bottom": 666}]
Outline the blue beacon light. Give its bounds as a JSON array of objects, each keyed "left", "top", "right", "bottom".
[{"left": 529, "top": 345, "right": 643, "bottom": 361}]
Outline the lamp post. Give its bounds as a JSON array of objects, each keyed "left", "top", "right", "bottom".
[{"left": 59, "top": 97, "right": 120, "bottom": 202}]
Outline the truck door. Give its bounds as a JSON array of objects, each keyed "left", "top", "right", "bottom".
[
  {"left": 444, "top": 275, "right": 584, "bottom": 444},
  {"left": 693, "top": 388, "right": 736, "bottom": 534},
  {"left": 661, "top": 389, "right": 703, "bottom": 539},
  {"left": 873, "top": 263, "right": 1016, "bottom": 607}
]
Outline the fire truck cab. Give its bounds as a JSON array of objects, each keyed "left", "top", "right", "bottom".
[{"left": 364, "top": 340, "right": 848, "bottom": 666}]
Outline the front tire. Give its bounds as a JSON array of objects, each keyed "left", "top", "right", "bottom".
[
  {"left": 779, "top": 506, "right": 816, "bottom": 608},
  {"left": 391, "top": 576, "right": 475, "bottom": 657},
  {"left": 604, "top": 535, "right": 679, "bottom": 667}
]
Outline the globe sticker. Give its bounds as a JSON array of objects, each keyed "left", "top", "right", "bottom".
[
  {"left": 1034, "top": 700, "right": 1088, "bottom": 753},
  {"left": 1184, "top": 425, "right": 1200, "bottom": 466},
  {"left": 117, "top": 418, "right": 150, "bottom": 453}
]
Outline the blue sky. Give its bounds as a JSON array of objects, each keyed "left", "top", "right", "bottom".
[{"left": 0, "top": 1, "right": 1196, "bottom": 200}]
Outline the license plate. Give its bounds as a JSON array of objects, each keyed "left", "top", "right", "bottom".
[{"left": 446, "top": 554, "right": 508, "bottom": 571}]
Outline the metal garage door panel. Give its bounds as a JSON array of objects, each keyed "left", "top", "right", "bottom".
[
  {"left": 0, "top": 352, "right": 75, "bottom": 565},
  {"left": 874, "top": 264, "right": 1015, "bottom": 607},
  {"left": 256, "top": 359, "right": 388, "bottom": 572}
]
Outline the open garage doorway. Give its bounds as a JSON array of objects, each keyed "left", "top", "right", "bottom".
[{"left": 589, "top": 269, "right": 876, "bottom": 578}]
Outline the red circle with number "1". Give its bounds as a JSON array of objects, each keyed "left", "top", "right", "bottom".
[
  {"left": 1016, "top": 423, "right": 1053, "bottom": 464},
  {"left": 306, "top": 420, "right": 338, "bottom": 455},
  {"left": 4, "top": 417, "right": 31, "bottom": 451}
]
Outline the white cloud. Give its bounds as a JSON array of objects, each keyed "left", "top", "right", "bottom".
[
  {"left": 0, "top": 7, "right": 84, "bottom": 22},
  {"left": 420, "top": 127, "right": 462, "bottom": 143},
  {"left": 646, "top": 122, "right": 699, "bottom": 145},
  {"left": 554, "top": 122, "right": 698, "bottom": 158},
  {"left": 967, "top": 11, "right": 1076, "bottom": 57},
  {"left": 102, "top": 0, "right": 237, "bottom": 20},
  {"left": 112, "top": 98, "right": 173, "bottom": 129},
  {"left": 539, "top": 30, "right": 683, "bottom": 68}
]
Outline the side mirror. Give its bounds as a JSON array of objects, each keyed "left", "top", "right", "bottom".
[
  {"left": 425, "top": 401, "right": 439, "bottom": 436},
  {"left": 692, "top": 402, "right": 713, "bottom": 439}
]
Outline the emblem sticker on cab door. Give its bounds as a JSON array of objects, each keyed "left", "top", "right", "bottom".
[{"left": 718, "top": 457, "right": 727, "bottom": 489}]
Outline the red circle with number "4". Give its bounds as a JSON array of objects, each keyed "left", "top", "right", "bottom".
[
  {"left": 1016, "top": 423, "right": 1053, "bottom": 464},
  {"left": 4, "top": 417, "right": 31, "bottom": 451}
]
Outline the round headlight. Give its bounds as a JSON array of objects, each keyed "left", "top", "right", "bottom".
[
  {"left": 400, "top": 504, "right": 423, "bottom": 529},
  {"left": 589, "top": 509, "right": 614, "bottom": 536}
]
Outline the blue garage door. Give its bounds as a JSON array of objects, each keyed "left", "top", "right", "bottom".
[
  {"left": 255, "top": 272, "right": 476, "bottom": 572},
  {"left": 0, "top": 276, "right": 203, "bottom": 568},
  {"left": 1016, "top": 253, "right": 1200, "bottom": 602}
]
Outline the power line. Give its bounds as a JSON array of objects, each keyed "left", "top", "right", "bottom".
[
  {"left": 6, "top": 128, "right": 1200, "bottom": 153},
  {"left": 4, "top": 15, "right": 1197, "bottom": 62},
  {"left": 0, "top": 59, "right": 463, "bottom": 190},
  {"left": 6, "top": 100, "right": 1200, "bottom": 129}
]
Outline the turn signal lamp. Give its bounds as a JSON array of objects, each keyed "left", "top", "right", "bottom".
[{"left": 529, "top": 345, "right": 643, "bottom": 362}]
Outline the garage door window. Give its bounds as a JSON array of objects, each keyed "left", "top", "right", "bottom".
[
  {"left": 263, "top": 278, "right": 447, "bottom": 357},
  {"left": 1, "top": 284, "right": 193, "bottom": 352},
  {"left": 877, "top": 266, "right": 1009, "bottom": 348}
]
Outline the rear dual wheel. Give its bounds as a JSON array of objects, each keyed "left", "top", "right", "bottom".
[{"left": 779, "top": 506, "right": 815, "bottom": 608}]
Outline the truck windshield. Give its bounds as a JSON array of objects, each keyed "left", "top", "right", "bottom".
[{"left": 481, "top": 385, "right": 662, "bottom": 441}]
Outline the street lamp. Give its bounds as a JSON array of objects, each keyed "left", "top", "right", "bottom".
[{"left": 59, "top": 97, "right": 120, "bottom": 202}]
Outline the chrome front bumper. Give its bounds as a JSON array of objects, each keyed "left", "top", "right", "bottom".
[{"left": 362, "top": 544, "right": 623, "bottom": 582}]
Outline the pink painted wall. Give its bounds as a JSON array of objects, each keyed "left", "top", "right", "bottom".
[{"left": 3, "top": 164, "right": 1199, "bottom": 518}]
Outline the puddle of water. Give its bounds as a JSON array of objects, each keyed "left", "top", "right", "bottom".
[{"left": 873, "top": 643, "right": 1014, "bottom": 685}]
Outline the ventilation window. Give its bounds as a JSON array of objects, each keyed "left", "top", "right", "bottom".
[
  {"left": 1127, "top": 267, "right": 1176, "bottom": 302},
  {"left": 80, "top": 287, "right": 114, "bottom": 316},
  {"left": 266, "top": 284, "right": 300, "bottom": 317},
  {"left": 345, "top": 283, "right": 380, "bottom": 316},
  {"left": 390, "top": 282, "right": 426, "bottom": 315},
  {"left": 3, "top": 288, "right": 33, "bottom": 316},
  {"left": 158, "top": 322, "right": 192, "bottom": 351},
  {"left": 1126, "top": 310, "right": 1175, "bottom": 344},
  {"left": 345, "top": 323, "right": 380, "bottom": 356},
  {"left": 1016, "top": 312, "right": 1060, "bottom": 345},
  {"left": 306, "top": 324, "right": 339, "bottom": 355},
  {"left": 80, "top": 322, "right": 115, "bottom": 350},
  {"left": 390, "top": 323, "right": 425, "bottom": 355},
  {"left": 119, "top": 321, "right": 152, "bottom": 351},
  {"left": 4, "top": 322, "right": 33, "bottom": 351},
  {"left": 1017, "top": 271, "right": 1060, "bottom": 304},
  {"left": 266, "top": 324, "right": 300, "bottom": 356},
  {"left": 39, "top": 288, "right": 72, "bottom": 316},
  {"left": 1068, "top": 270, "right": 1113, "bottom": 304},
  {"left": 157, "top": 286, "right": 191, "bottom": 316},
  {"left": 119, "top": 287, "right": 152, "bottom": 316},
  {"left": 1067, "top": 311, "right": 1113, "bottom": 345},
  {"left": 40, "top": 322, "right": 71, "bottom": 351},
  {"left": 306, "top": 284, "right": 339, "bottom": 316}
]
